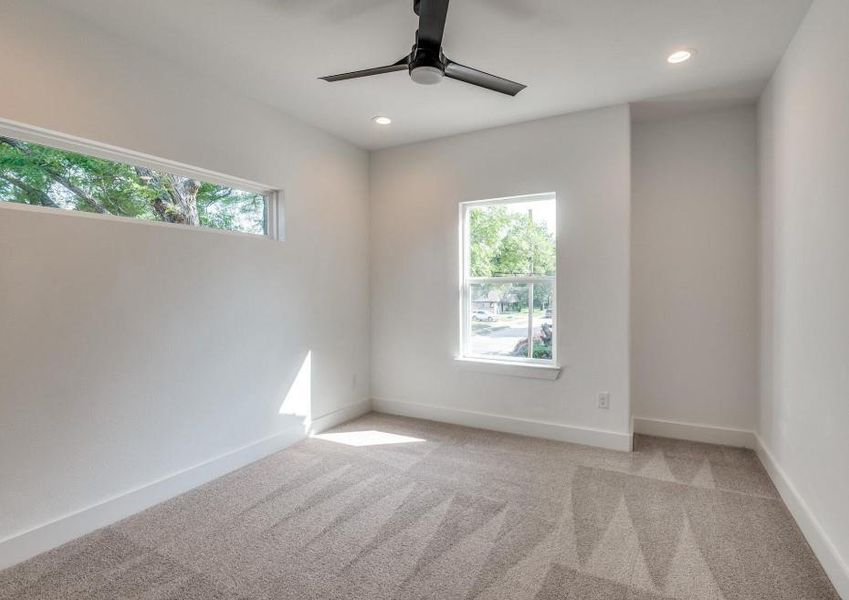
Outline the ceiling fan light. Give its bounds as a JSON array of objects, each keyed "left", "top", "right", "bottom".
[{"left": 410, "top": 65, "right": 444, "bottom": 85}]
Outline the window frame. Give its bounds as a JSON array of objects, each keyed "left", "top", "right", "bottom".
[
  {"left": 0, "top": 117, "right": 282, "bottom": 240},
  {"left": 459, "top": 192, "right": 558, "bottom": 367}
]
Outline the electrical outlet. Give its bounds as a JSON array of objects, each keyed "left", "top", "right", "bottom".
[{"left": 598, "top": 392, "right": 610, "bottom": 410}]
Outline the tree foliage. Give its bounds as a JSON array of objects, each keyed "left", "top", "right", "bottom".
[
  {"left": 0, "top": 137, "right": 265, "bottom": 233},
  {"left": 469, "top": 205, "right": 555, "bottom": 277}
]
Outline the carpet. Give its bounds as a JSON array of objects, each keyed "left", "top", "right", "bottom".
[{"left": 0, "top": 412, "right": 839, "bottom": 599}]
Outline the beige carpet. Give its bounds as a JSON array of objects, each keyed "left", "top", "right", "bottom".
[{"left": 0, "top": 412, "right": 839, "bottom": 599}]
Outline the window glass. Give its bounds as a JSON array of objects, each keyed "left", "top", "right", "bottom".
[
  {"left": 0, "top": 134, "right": 269, "bottom": 236},
  {"left": 531, "top": 280, "right": 555, "bottom": 360},
  {"left": 468, "top": 283, "right": 530, "bottom": 358},
  {"left": 468, "top": 200, "right": 556, "bottom": 277},
  {"left": 462, "top": 194, "right": 556, "bottom": 363}
]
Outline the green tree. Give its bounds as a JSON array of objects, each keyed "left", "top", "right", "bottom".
[
  {"left": 469, "top": 205, "right": 511, "bottom": 276},
  {"left": 0, "top": 137, "right": 265, "bottom": 233},
  {"left": 469, "top": 205, "right": 555, "bottom": 277}
]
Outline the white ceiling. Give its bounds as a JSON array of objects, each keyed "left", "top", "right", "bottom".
[{"left": 45, "top": 0, "right": 811, "bottom": 149}]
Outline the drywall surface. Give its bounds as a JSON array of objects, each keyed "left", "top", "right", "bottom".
[
  {"left": 758, "top": 0, "right": 849, "bottom": 593},
  {"left": 370, "top": 105, "right": 631, "bottom": 445},
  {"left": 0, "top": 0, "right": 369, "bottom": 556},
  {"left": 632, "top": 106, "right": 759, "bottom": 432}
]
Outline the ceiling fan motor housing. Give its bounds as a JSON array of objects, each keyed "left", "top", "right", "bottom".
[{"left": 409, "top": 42, "right": 445, "bottom": 85}]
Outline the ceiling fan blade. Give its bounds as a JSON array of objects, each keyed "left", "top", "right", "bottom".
[
  {"left": 444, "top": 60, "right": 526, "bottom": 96},
  {"left": 416, "top": 0, "right": 450, "bottom": 48},
  {"left": 320, "top": 56, "right": 409, "bottom": 82}
]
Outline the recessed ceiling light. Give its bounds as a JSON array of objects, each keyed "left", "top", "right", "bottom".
[
  {"left": 372, "top": 116, "right": 392, "bottom": 125},
  {"left": 667, "top": 49, "right": 694, "bottom": 64}
]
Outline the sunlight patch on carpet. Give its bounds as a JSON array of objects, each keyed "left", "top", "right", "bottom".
[{"left": 312, "top": 430, "right": 426, "bottom": 447}]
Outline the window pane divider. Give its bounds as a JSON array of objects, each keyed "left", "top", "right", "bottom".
[{"left": 466, "top": 276, "right": 554, "bottom": 285}]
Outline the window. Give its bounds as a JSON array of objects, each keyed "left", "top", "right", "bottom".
[
  {"left": 0, "top": 127, "right": 278, "bottom": 238},
  {"left": 461, "top": 193, "right": 556, "bottom": 364}
]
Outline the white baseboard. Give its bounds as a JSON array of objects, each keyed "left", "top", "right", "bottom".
[
  {"left": 0, "top": 425, "right": 306, "bottom": 571},
  {"left": 372, "top": 398, "right": 632, "bottom": 452},
  {"left": 0, "top": 426, "right": 276, "bottom": 568},
  {"left": 755, "top": 435, "right": 849, "bottom": 598},
  {"left": 632, "top": 416, "right": 756, "bottom": 448},
  {"left": 0, "top": 400, "right": 373, "bottom": 572},
  {"left": 309, "top": 400, "right": 372, "bottom": 434}
]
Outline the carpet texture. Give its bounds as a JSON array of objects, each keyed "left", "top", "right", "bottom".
[{"left": 0, "top": 412, "right": 839, "bottom": 599}]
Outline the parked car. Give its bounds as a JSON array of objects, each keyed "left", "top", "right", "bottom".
[{"left": 472, "top": 310, "right": 497, "bottom": 322}]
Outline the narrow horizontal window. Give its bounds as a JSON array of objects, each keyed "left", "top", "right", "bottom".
[
  {"left": 0, "top": 130, "right": 277, "bottom": 238},
  {"left": 460, "top": 193, "right": 557, "bottom": 365}
]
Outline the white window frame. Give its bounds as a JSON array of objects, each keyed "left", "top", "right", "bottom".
[
  {"left": 0, "top": 117, "right": 283, "bottom": 241},
  {"left": 459, "top": 192, "right": 558, "bottom": 372}
]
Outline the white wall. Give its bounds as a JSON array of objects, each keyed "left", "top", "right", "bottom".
[
  {"left": 370, "top": 105, "right": 632, "bottom": 449},
  {"left": 631, "top": 106, "right": 759, "bottom": 439},
  {"left": 0, "top": 0, "right": 370, "bottom": 564},
  {"left": 758, "top": 0, "right": 849, "bottom": 594}
]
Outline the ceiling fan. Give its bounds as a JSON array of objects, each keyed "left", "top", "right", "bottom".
[{"left": 319, "top": 0, "right": 526, "bottom": 96}]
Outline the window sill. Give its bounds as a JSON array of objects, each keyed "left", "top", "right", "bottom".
[{"left": 454, "top": 357, "right": 562, "bottom": 380}]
